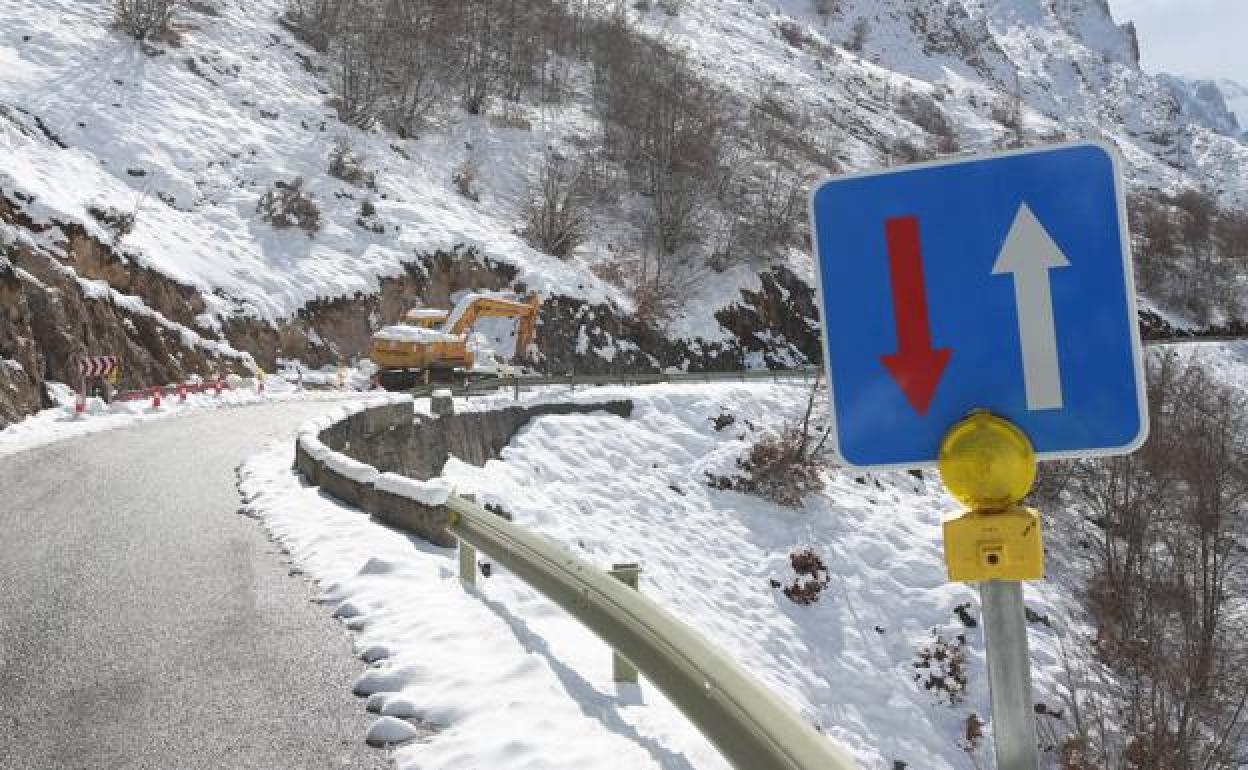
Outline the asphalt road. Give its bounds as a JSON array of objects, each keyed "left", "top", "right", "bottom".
[{"left": 0, "top": 401, "right": 391, "bottom": 770}]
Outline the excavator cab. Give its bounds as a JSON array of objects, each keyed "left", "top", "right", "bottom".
[
  {"left": 370, "top": 292, "right": 541, "bottom": 390},
  {"left": 403, "top": 308, "right": 449, "bottom": 329}
]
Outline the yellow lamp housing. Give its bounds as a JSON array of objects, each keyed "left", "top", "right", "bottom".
[
  {"left": 942, "top": 506, "right": 1044, "bottom": 582},
  {"left": 938, "top": 410, "right": 1036, "bottom": 512}
]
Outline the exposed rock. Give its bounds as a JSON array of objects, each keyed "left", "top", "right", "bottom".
[
  {"left": 716, "top": 266, "right": 822, "bottom": 368},
  {"left": 223, "top": 246, "right": 517, "bottom": 369}
]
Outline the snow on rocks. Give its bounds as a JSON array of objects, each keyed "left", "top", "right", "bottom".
[
  {"left": 325, "top": 453, "right": 380, "bottom": 485},
  {"left": 375, "top": 473, "right": 452, "bottom": 507}
]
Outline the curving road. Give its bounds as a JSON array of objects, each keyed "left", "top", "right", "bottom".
[{"left": 0, "top": 401, "right": 389, "bottom": 770}]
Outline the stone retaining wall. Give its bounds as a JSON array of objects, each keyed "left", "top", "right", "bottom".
[{"left": 293, "top": 395, "right": 632, "bottom": 546}]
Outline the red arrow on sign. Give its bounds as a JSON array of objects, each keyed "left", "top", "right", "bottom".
[{"left": 879, "top": 216, "right": 952, "bottom": 416}]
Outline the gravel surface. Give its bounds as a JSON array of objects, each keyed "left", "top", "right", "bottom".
[{"left": 0, "top": 401, "right": 392, "bottom": 770}]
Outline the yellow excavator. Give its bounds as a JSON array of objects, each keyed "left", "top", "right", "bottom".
[{"left": 369, "top": 292, "right": 541, "bottom": 390}]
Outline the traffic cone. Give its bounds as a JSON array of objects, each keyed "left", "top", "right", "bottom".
[{"left": 151, "top": 387, "right": 162, "bottom": 409}]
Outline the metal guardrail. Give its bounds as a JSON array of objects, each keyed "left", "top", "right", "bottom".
[
  {"left": 405, "top": 367, "right": 821, "bottom": 398},
  {"left": 1143, "top": 334, "right": 1248, "bottom": 347},
  {"left": 395, "top": 338, "right": 1248, "bottom": 399},
  {"left": 444, "top": 494, "right": 861, "bottom": 770}
]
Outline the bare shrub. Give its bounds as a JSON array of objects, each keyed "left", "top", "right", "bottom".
[
  {"left": 707, "top": 378, "right": 830, "bottom": 507},
  {"left": 331, "top": 23, "right": 382, "bottom": 129},
  {"left": 592, "top": 19, "right": 726, "bottom": 261},
  {"left": 716, "top": 165, "right": 810, "bottom": 267},
  {"left": 770, "top": 547, "right": 831, "bottom": 605},
  {"left": 590, "top": 252, "right": 704, "bottom": 328},
  {"left": 991, "top": 74, "right": 1025, "bottom": 148},
  {"left": 257, "top": 177, "right": 321, "bottom": 234},
  {"left": 283, "top": 0, "right": 342, "bottom": 52},
  {"left": 1216, "top": 208, "right": 1248, "bottom": 259},
  {"left": 887, "top": 137, "right": 930, "bottom": 165},
  {"left": 726, "top": 425, "right": 826, "bottom": 506},
  {"left": 356, "top": 198, "right": 384, "bottom": 233},
  {"left": 327, "top": 138, "right": 375, "bottom": 188},
  {"left": 1054, "top": 352, "right": 1248, "bottom": 769},
  {"left": 912, "top": 631, "right": 969, "bottom": 705},
  {"left": 898, "top": 90, "right": 954, "bottom": 140},
  {"left": 845, "top": 18, "right": 869, "bottom": 52},
  {"left": 813, "top": 0, "right": 841, "bottom": 19},
  {"left": 453, "top": 158, "right": 481, "bottom": 202},
  {"left": 776, "top": 20, "right": 813, "bottom": 49},
  {"left": 114, "top": 0, "right": 181, "bottom": 40},
  {"left": 88, "top": 204, "right": 136, "bottom": 243},
  {"left": 522, "top": 151, "right": 590, "bottom": 258}
]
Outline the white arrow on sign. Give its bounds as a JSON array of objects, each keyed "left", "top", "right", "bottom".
[{"left": 993, "top": 203, "right": 1071, "bottom": 411}]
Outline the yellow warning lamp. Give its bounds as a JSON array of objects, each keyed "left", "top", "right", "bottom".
[
  {"left": 938, "top": 411, "right": 1044, "bottom": 582},
  {"left": 938, "top": 410, "right": 1036, "bottom": 510}
]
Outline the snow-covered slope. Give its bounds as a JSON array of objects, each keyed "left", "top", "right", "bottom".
[
  {"left": 0, "top": 0, "right": 607, "bottom": 326},
  {"left": 641, "top": 0, "right": 1247, "bottom": 202},
  {"left": 3, "top": 0, "right": 1246, "bottom": 343},
  {"left": 242, "top": 383, "right": 1095, "bottom": 769},
  {"left": 1219, "top": 77, "right": 1248, "bottom": 136},
  {"left": 1156, "top": 74, "right": 1243, "bottom": 138}
]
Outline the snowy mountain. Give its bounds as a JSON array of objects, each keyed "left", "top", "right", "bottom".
[
  {"left": 1220, "top": 77, "right": 1248, "bottom": 136},
  {"left": 1156, "top": 73, "right": 1244, "bottom": 139}
]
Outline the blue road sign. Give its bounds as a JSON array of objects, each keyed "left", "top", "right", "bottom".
[{"left": 809, "top": 141, "right": 1147, "bottom": 468}]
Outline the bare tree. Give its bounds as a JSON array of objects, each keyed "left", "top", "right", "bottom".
[
  {"left": 522, "top": 151, "right": 590, "bottom": 259},
  {"left": 1056, "top": 352, "right": 1248, "bottom": 770}
]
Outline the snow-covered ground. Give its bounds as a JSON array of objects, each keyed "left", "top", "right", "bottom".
[{"left": 239, "top": 381, "right": 1095, "bottom": 770}]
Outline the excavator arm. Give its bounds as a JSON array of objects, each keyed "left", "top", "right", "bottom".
[{"left": 445, "top": 294, "right": 542, "bottom": 338}]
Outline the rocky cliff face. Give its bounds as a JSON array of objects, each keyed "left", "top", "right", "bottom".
[{"left": 0, "top": 200, "right": 236, "bottom": 425}]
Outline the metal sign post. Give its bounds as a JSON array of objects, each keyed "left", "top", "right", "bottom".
[{"left": 980, "top": 580, "right": 1038, "bottom": 770}]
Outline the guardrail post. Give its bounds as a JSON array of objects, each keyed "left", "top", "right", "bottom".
[
  {"left": 458, "top": 539, "right": 477, "bottom": 587},
  {"left": 458, "top": 492, "right": 478, "bottom": 587},
  {"left": 608, "top": 563, "right": 641, "bottom": 683},
  {"left": 431, "top": 390, "right": 455, "bottom": 417}
]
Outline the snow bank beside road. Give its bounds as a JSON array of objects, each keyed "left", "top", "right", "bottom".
[{"left": 0, "top": 378, "right": 374, "bottom": 458}]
